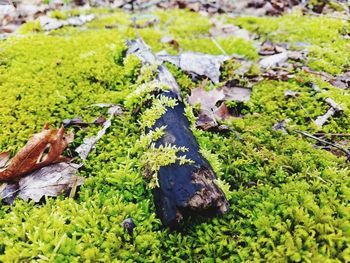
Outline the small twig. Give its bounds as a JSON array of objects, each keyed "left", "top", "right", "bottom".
[
  {"left": 302, "top": 66, "right": 334, "bottom": 81},
  {"left": 314, "top": 133, "right": 350, "bottom": 137},
  {"left": 210, "top": 37, "right": 227, "bottom": 56},
  {"left": 295, "top": 97, "right": 314, "bottom": 122},
  {"left": 307, "top": 11, "right": 350, "bottom": 21},
  {"left": 296, "top": 130, "right": 350, "bottom": 159},
  {"left": 217, "top": 125, "right": 244, "bottom": 142},
  {"left": 131, "top": 17, "right": 142, "bottom": 41}
]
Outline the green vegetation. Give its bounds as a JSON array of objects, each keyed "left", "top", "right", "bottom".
[
  {"left": 1, "top": 8, "right": 350, "bottom": 262},
  {"left": 232, "top": 12, "right": 350, "bottom": 74}
]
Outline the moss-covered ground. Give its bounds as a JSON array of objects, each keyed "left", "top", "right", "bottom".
[{"left": 1, "top": 8, "right": 350, "bottom": 262}]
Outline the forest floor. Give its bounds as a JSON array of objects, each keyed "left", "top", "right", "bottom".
[{"left": 1, "top": 1, "right": 350, "bottom": 262}]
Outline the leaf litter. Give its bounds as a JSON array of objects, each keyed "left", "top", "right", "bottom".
[
  {"left": 157, "top": 52, "right": 229, "bottom": 84},
  {"left": 0, "top": 124, "right": 74, "bottom": 182},
  {"left": 0, "top": 105, "right": 123, "bottom": 204},
  {"left": 188, "top": 85, "right": 252, "bottom": 130}
]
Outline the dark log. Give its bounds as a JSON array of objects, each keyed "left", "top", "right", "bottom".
[{"left": 127, "top": 39, "right": 229, "bottom": 228}]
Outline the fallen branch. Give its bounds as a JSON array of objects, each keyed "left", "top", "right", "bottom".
[{"left": 127, "top": 39, "right": 229, "bottom": 228}]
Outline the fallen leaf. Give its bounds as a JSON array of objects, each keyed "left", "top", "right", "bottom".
[
  {"left": 0, "top": 24, "right": 19, "bottom": 34},
  {"left": 259, "top": 40, "right": 285, "bottom": 56},
  {"left": 223, "top": 86, "right": 252, "bottom": 102},
  {"left": 1, "top": 163, "right": 84, "bottom": 204},
  {"left": 18, "top": 163, "right": 83, "bottom": 202},
  {"left": 0, "top": 182, "right": 18, "bottom": 204},
  {"left": 262, "top": 69, "right": 294, "bottom": 81},
  {"left": 66, "top": 14, "right": 95, "bottom": 26},
  {"left": 196, "top": 114, "right": 218, "bottom": 130},
  {"left": 39, "top": 14, "right": 95, "bottom": 31},
  {"left": 188, "top": 87, "right": 225, "bottom": 111},
  {"left": 39, "top": 16, "right": 64, "bottom": 31},
  {"left": 259, "top": 51, "right": 288, "bottom": 68},
  {"left": 246, "top": 0, "right": 304, "bottom": 16},
  {"left": 214, "top": 103, "right": 231, "bottom": 120},
  {"left": 303, "top": 67, "right": 349, "bottom": 90},
  {"left": 0, "top": 125, "right": 73, "bottom": 182},
  {"left": 156, "top": 0, "right": 234, "bottom": 13},
  {"left": 210, "top": 20, "right": 252, "bottom": 40},
  {"left": 157, "top": 52, "right": 229, "bottom": 84},
  {"left": 188, "top": 85, "right": 250, "bottom": 129},
  {"left": 331, "top": 71, "right": 350, "bottom": 90}
]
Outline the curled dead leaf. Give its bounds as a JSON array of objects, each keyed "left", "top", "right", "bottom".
[{"left": 0, "top": 125, "right": 73, "bottom": 182}]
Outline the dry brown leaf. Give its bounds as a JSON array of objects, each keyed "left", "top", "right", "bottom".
[
  {"left": 214, "top": 103, "right": 231, "bottom": 120},
  {"left": 0, "top": 125, "right": 73, "bottom": 182}
]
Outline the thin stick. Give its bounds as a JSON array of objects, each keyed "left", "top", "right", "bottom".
[
  {"left": 302, "top": 66, "right": 334, "bottom": 81},
  {"left": 296, "top": 130, "right": 350, "bottom": 158},
  {"left": 210, "top": 37, "right": 228, "bottom": 56},
  {"left": 294, "top": 97, "right": 314, "bottom": 122},
  {"left": 314, "top": 133, "right": 350, "bottom": 137}
]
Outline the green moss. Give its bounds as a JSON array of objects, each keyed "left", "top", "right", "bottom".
[
  {"left": 0, "top": 30, "right": 130, "bottom": 151},
  {"left": 49, "top": 10, "right": 69, "bottom": 20},
  {"left": 247, "top": 80, "right": 328, "bottom": 129},
  {"left": 155, "top": 9, "right": 211, "bottom": 37},
  {"left": 1, "top": 7, "right": 350, "bottom": 263},
  {"left": 230, "top": 12, "right": 350, "bottom": 75},
  {"left": 85, "top": 11, "right": 131, "bottom": 29},
  {"left": 178, "top": 37, "right": 258, "bottom": 59},
  {"left": 17, "top": 20, "right": 42, "bottom": 34}
]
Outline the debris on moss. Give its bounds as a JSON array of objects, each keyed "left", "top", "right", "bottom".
[{"left": 1, "top": 6, "right": 350, "bottom": 262}]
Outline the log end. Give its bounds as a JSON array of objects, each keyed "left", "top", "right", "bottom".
[{"left": 187, "top": 167, "right": 229, "bottom": 215}]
